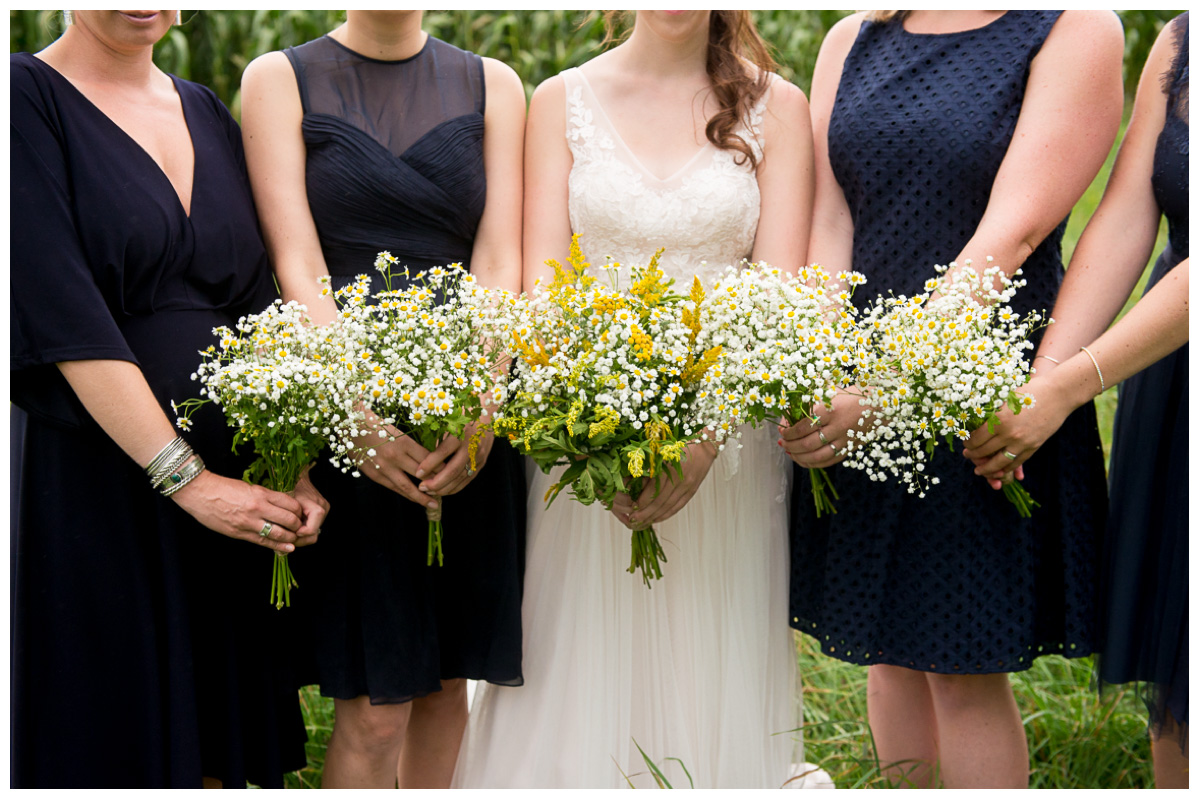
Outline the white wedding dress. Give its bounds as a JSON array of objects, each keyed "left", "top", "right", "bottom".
[{"left": 453, "top": 68, "right": 801, "bottom": 789}]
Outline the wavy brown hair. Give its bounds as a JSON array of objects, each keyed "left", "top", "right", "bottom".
[{"left": 603, "top": 11, "right": 778, "bottom": 169}]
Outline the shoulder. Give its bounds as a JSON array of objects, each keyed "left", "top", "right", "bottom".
[
  {"left": 763, "top": 75, "right": 809, "bottom": 117},
  {"left": 11, "top": 53, "right": 53, "bottom": 113},
  {"left": 172, "top": 75, "right": 230, "bottom": 120},
  {"left": 529, "top": 72, "right": 569, "bottom": 113},
  {"left": 1042, "top": 10, "right": 1124, "bottom": 54},
  {"left": 481, "top": 56, "right": 525, "bottom": 108},
  {"left": 817, "top": 12, "right": 870, "bottom": 65},
  {"left": 241, "top": 49, "right": 297, "bottom": 94}
]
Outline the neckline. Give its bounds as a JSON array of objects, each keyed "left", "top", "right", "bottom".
[
  {"left": 24, "top": 53, "right": 197, "bottom": 219},
  {"left": 574, "top": 68, "right": 715, "bottom": 184},
  {"left": 899, "top": 11, "right": 1010, "bottom": 38},
  {"left": 323, "top": 31, "right": 430, "bottom": 65}
]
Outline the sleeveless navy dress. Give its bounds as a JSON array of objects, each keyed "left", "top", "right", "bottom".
[
  {"left": 11, "top": 54, "right": 309, "bottom": 787},
  {"left": 789, "top": 12, "right": 1108, "bottom": 674},
  {"left": 284, "top": 35, "right": 525, "bottom": 703},
  {"left": 1100, "top": 13, "right": 1189, "bottom": 742}
]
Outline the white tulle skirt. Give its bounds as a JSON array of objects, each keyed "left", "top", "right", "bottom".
[{"left": 452, "top": 425, "right": 801, "bottom": 789}]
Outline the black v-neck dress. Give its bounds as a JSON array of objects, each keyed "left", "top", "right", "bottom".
[
  {"left": 283, "top": 35, "right": 526, "bottom": 704},
  {"left": 11, "top": 53, "right": 309, "bottom": 787}
]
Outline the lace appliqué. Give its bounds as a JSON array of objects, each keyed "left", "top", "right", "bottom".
[{"left": 563, "top": 70, "right": 777, "bottom": 489}]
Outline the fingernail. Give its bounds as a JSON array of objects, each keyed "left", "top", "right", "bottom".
[
  {"left": 282, "top": 544, "right": 294, "bottom": 552},
  {"left": 419, "top": 484, "right": 428, "bottom": 492},
  {"left": 427, "top": 501, "right": 439, "bottom": 509},
  {"left": 415, "top": 468, "right": 425, "bottom": 478}
]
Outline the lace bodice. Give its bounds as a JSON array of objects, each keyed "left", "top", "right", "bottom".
[{"left": 563, "top": 68, "right": 771, "bottom": 288}]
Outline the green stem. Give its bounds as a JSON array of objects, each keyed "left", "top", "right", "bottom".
[
  {"left": 809, "top": 467, "right": 840, "bottom": 518},
  {"left": 1002, "top": 480, "right": 1040, "bottom": 518}
]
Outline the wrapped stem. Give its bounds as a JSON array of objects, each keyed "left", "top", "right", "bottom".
[{"left": 426, "top": 497, "right": 444, "bottom": 567}]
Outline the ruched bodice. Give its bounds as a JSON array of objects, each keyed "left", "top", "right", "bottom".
[
  {"left": 563, "top": 68, "right": 770, "bottom": 287},
  {"left": 286, "top": 35, "right": 486, "bottom": 284}
]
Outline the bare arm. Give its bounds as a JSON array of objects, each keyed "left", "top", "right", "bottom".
[
  {"left": 965, "top": 258, "right": 1188, "bottom": 478},
  {"left": 58, "top": 360, "right": 319, "bottom": 551},
  {"left": 805, "top": 13, "right": 865, "bottom": 275},
  {"left": 241, "top": 49, "right": 437, "bottom": 508},
  {"left": 416, "top": 56, "right": 527, "bottom": 496},
  {"left": 1032, "top": 15, "right": 1178, "bottom": 362},
  {"left": 240, "top": 51, "right": 337, "bottom": 325},
  {"left": 522, "top": 75, "right": 574, "bottom": 293},
  {"left": 750, "top": 77, "right": 813, "bottom": 273},
  {"left": 950, "top": 10, "right": 1125, "bottom": 277}
]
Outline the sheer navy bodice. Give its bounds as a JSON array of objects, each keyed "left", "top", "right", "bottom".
[{"left": 286, "top": 35, "right": 486, "bottom": 284}]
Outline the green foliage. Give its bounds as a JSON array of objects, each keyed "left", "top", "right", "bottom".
[{"left": 10, "top": 10, "right": 1181, "bottom": 112}]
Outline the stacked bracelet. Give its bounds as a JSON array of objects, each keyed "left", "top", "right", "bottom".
[
  {"left": 159, "top": 456, "right": 206, "bottom": 497},
  {"left": 146, "top": 437, "right": 200, "bottom": 491},
  {"left": 1079, "top": 346, "right": 1106, "bottom": 393},
  {"left": 146, "top": 437, "right": 189, "bottom": 479}
]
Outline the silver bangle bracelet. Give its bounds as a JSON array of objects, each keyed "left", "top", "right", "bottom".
[
  {"left": 151, "top": 447, "right": 194, "bottom": 488},
  {"left": 160, "top": 456, "right": 206, "bottom": 497},
  {"left": 146, "top": 437, "right": 189, "bottom": 478},
  {"left": 1079, "top": 346, "right": 1106, "bottom": 393},
  {"left": 1034, "top": 355, "right": 1060, "bottom": 365}
]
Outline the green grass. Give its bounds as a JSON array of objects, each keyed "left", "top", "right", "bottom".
[{"left": 796, "top": 636, "right": 1155, "bottom": 789}]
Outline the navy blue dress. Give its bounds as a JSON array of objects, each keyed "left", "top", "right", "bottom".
[
  {"left": 10, "top": 54, "right": 309, "bottom": 787},
  {"left": 284, "top": 35, "right": 525, "bottom": 703},
  {"left": 789, "top": 12, "right": 1108, "bottom": 674},
  {"left": 1100, "top": 13, "right": 1189, "bottom": 742}
]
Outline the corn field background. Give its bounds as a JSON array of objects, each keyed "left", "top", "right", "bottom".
[{"left": 9, "top": 8, "right": 1184, "bottom": 789}]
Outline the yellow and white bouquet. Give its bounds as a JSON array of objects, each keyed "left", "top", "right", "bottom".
[
  {"left": 704, "top": 261, "right": 865, "bottom": 516},
  {"left": 333, "top": 254, "right": 517, "bottom": 566},
  {"left": 175, "top": 299, "right": 364, "bottom": 608},
  {"left": 492, "top": 236, "right": 728, "bottom": 587},
  {"left": 846, "top": 259, "right": 1045, "bottom": 516}
]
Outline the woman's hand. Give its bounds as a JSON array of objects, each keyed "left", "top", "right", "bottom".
[
  {"left": 961, "top": 374, "right": 1073, "bottom": 485},
  {"left": 778, "top": 391, "right": 864, "bottom": 469},
  {"left": 171, "top": 469, "right": 304, "bottom": 554},
  {"left": 610, "top": 441, "right": 718, "bottom": 529},
  {"left": 415, "top": 421, "right": 495, "bottom": 497},
  {"left": 291, "top": 465, "right": 329, "bottom": 547},
  {"left": 356, "top": 430, "right": 441, "bottom": 511}
]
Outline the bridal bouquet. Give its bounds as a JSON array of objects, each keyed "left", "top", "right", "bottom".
[
  {"left": 333, "top": 254, "right": 518, "bottom": 566},
  {"left": 174, "top": 299, "right": 363, "bottom": 608},
  {"left": 704, "top": 261, "right": 865, "bottom": 516},
  {"left": 844, "top": 259, "right": 1045, "bottom": 516},
  {"left": 492, "top": 236, "right": 728, "bottom": 587}
]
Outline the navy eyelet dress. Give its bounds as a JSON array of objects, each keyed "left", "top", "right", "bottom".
[{"left": 789, "top": 11, "right": 1109, "bottom": 674}]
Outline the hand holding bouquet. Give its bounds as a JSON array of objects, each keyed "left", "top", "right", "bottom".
[
  {"left": 175, "top": 300, "right": 363, "bottom": 608},
  {"left": 334, "top": 254, "right": 517, "bottom": 566},
  {"left": 845, "top": 259, "right": 1045, "bottom": 516},
  {"left": 493, "top": 236, "right": 728, "bottom": 587},
  {"left": 704, "top": 261, "right": 865, "bottom": 516}
]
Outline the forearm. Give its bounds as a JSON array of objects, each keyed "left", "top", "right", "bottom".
[
  {"left": 1075, "top": 258, "right": 1187, "bottom": 387},
  {"left": 276, "top": 258, "right": 339, "bottom": 326},
  {"left": 57, "top": 359, "right": 181, "bottom": 468}
]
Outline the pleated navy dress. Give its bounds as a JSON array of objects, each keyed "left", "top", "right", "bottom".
[
  {"left": 789, "top": 12, "right": 1108, "bottom": 674},
  {"left": 11, "top": 53, "right": 310, "bottom": 787},
  {"left": 284, "top": 35, "right": 526, "bottom": 703},
  {"left": 1099, "top": 12, "right": 1189, "bottom": 743}
]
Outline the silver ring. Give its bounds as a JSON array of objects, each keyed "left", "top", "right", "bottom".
[
  {"left": 818, "top": 430, "right": 829, "bottom": 445},
  {"left": 1004, "top": 451, "right": 1017, "bottom": 461},
  {"left": 466, "top": 468, "right": 476, "bottom": 477},
  {"left": 259, "top": 522, "right": 273, "bottom": 538}
]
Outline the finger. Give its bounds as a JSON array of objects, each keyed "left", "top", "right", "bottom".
[
  {"left": 295, "top": 499, "right": 327, "bottom": 539},
  {"left": 247, "top": 527, "right": 295, "bottom": 554},
  {"left": 259, "top": 504, "right": 303, "bottom": 537},
  {"left": 376, "top": 467, "right": 440, "bottom": 510},
  {"left": 420, "top": 447, "right": 471, "bottom": 494},
  {"left": 779, "top": 417, "right": 821, "bottom": 442},
  {"left": 644, "top": 484, "right": 695, "bottom": 525},
  {"left": 1014, "top": 464, "right": 1025, "bottom": 481},
  {"left": 415, "top": 437, "right": 461, "bottom": 479},
  {"left": 631, "top": 479, "right": 680, "bottom": 526},
  {"left": 780, "top": 430, "right": 830, "bottom": 457},
  {"left": 972, "top": 450, "right": 1024, "bottom": 478}
]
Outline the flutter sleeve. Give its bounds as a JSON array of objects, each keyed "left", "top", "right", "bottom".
[{"left": 10, "top": 59, "right": 137, "bottom": 371}]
